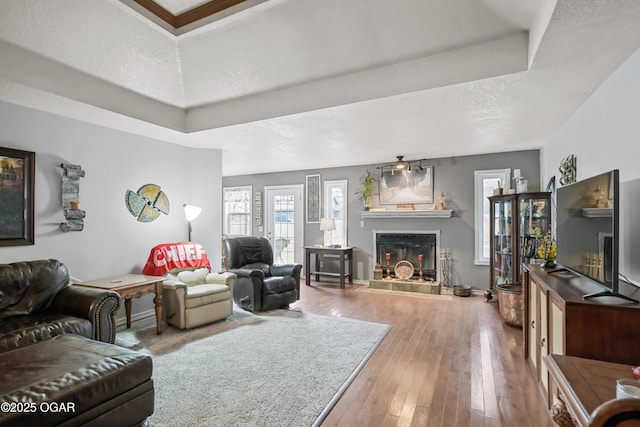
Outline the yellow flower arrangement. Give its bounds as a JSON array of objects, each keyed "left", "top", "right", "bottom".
[
  {"left": 528, "top": 226, "right": 542, "bottom": 239},
  {"left": 537, "top": 231, "right": 557, "bottom": 265}
]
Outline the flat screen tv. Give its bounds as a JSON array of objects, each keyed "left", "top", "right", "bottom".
[{"left": 556, "top": 169, "right": 636, "bottom": 303}]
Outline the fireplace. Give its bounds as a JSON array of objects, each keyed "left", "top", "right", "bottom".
[{"left": 374, "top": 230, "right": 440, "bottom": 282}]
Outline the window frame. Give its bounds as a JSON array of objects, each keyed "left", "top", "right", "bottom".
[
  {"left": 323, "top": 179, "right": 348, "bottom": 247},
  {"left": 474, "top": 169, "right": 511, "bottom": 265},
  {"left": 223, "top": 185, "right": 252, "bottom": 236}
]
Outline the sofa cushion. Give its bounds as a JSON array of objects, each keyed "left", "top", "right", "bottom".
[
  {"left": 262, "top": 276, "right": 296, "bottom": 295},
  {"left": 0, "top": 312, "right": 92, "bottom": 352},
  {"left": 176, "top": 268, "right": 210, "bottom": 286},
  {"left": 0, "top": 259, "right": 70, "bottom": 319},
  {"left": 0, "top": 334, "right": 153, "bottom": 426},
  {"left": 184, "top": 284, "right": 230, "bottom": 309}
]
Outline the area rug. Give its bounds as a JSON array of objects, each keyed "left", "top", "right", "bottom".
[{"left": 116, "top": 308, "right": 391, "bottom": 427}]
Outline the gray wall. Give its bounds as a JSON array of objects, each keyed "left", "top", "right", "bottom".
[
  {"left": 0, "top": 101, "right": 223, "bottom": 320},
  {"left": 224, "top": 150, "right": 541, "bottom": 289},
  {"left": 541, "top": 47, "right": 640, "bottom": 285}
]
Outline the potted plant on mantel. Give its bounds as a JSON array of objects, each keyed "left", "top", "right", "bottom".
[{"left": 356, "top": 170, "right": 377, "bottom": 211}]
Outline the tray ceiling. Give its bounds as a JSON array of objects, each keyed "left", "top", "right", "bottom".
[
  {"left": 1, "top": 0, "right": 639, "bottom": 176},
  {"left": 127, "top": 0, "right": 263, "bottom": 32}
]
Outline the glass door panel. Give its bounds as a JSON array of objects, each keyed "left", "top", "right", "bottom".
[
  {"left": 273, "top": 194, "right": 295, "bottom": 263},
  {"left": 493, "top": 198, "right": 514, "bottom": 287},
  {"left": 519, "top": 195, "right": 551, "bottom": 263},
  {"left": 265, "top": 185, "right": 304, "bottom": 264}
]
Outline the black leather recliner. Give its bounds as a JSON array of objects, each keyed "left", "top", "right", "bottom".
[{"left": 223, "top": 236, "right": 302, "bottom": 312}]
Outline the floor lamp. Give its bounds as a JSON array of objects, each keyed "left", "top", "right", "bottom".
[{"left": 183, "top": 204, "right": 201, "bottom": 241}]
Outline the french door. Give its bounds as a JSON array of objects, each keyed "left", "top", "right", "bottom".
[{"left": 264, "top": 185, "right": 304, "bottom": 265}]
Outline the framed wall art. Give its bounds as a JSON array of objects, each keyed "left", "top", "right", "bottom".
[
  {"left": 0, "top": 147, "right": 35, "bottom": 246},
  {"left": 379, "top": 165, "right": 433, "bottom": 205},
  {"left": 305, "top": 174, "right": 320, "bottom": 223}
]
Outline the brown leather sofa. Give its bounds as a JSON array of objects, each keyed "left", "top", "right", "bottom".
[
  {"left": 0, "top": 259, "right": 120, "bottom": 349},
  {"left": 0, "top": 259, "right": 154, "bottom": 426}
]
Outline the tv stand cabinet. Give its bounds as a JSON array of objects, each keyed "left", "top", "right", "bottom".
[{"left": 523, "top": 263, "right": 640, "bottom": 411}]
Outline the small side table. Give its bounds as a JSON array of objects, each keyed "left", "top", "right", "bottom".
[
  {"left": 77, "top": 274, "right": 165, "bottom": 335},
  {"left": 304, "top": 246, "right": 354, "bottom": 288},
  {"left": 544, "top": 354, "right": 635, "bottom": 427}
]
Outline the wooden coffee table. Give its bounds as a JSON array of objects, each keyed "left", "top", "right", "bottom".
[{"left": 77, "top": 274, "right": 165, "bottom": 335}]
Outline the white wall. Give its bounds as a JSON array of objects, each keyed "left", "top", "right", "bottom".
[
  {"left": 541, "top": 47, "right": 640, "bottom": 282},
  {"left": 0, "top": 101, "right": 222, "bottom": 315}
]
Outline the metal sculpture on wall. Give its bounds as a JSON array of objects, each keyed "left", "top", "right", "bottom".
[
  {"left": 559, "top": 155, "right": 577, "bottom": 186},
  {"left": 125, "top": 184, "right": 170, "bottom": 222},
  {"left": 60, "top": 163, "right": 86, "bottom": 232}
]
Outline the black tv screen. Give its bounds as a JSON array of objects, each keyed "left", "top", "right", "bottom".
[{"left": 556, "top": 170, "right": 619, "bottom": 295}]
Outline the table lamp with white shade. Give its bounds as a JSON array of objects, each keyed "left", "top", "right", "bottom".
[{"left": 320, "top": 217, "right": 336, "bottom": 247}]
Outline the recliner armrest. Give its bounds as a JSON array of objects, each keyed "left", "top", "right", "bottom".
[
  {"left": 48, "top": 285, "right": 121, "bottom": 344},
  {"left": 270, "top": 263, "right": 302, "bottom": 277},
  {"left": 205, "top": 272, "right": 236, "bottom": 286},
  {"left": 162, "top": 279, "right": 188, "bottom": 290},
  {"left": 229, "top": 268, "right": 265, "bottom": 280}
]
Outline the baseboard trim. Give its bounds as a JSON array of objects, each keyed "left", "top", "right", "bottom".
[{"left": 116, "top": 309, "right": 156, "bottom": 327}]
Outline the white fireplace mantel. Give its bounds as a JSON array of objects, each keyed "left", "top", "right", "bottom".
[{"left": 361, "top": 210, "right": 453, "bottom": 219}]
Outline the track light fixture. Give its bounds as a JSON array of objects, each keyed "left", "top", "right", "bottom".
[{"left": 376, "top": 155, "right": 428, "bottom": 175}]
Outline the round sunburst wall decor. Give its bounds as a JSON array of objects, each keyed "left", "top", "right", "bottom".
[{"left": 125, "top": 184, "right": 170, "bottom": 222}]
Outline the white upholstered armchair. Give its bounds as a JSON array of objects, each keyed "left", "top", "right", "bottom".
[{"left": 162, "top": 268, "right": 236, "bottom": 330}]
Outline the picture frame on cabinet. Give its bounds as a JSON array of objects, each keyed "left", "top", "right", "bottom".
[{"left": 545, "top": 176, "right": 556, "bottom": 193}]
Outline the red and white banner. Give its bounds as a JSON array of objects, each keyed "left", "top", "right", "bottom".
[{"left": 143, "top": 242, "right": 211, "bottom": 276}]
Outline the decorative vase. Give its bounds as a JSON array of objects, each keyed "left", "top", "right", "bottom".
[
  {"left": 496, "top": 284, "right": 523, "bottom": 327},
  {"left": 543, "top": 260, "right": 556, "bottom": 268}
]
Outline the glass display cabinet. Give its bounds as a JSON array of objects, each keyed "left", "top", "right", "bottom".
[{"left": 487, "top": 192, "right": 551, "bottom": 301}]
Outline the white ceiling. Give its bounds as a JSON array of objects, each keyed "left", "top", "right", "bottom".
[{"left": 1, "top": 0, "right": 640, "bottom": 176}]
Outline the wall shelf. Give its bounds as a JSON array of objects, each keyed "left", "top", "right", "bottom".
[
  {"left": 360, "top": 210, "right": 453, "bottom": 219},
  {"left": 581, "top": 207, "right": 612, "bottom": 218}
]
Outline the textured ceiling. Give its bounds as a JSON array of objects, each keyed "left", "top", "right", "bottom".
[{"left": 0, "top": 0, "right": 640, "bottom": 176}]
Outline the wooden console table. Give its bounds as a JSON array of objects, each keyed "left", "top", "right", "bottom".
[
  {"left": 77, "top": 274, "right": 165, "bottom": 334},
  {"left": 304, "top": 246, "right": 353, "bottom": 288},
  {"left": 544, "top": 354, "right": 637, "bottom": 427}
]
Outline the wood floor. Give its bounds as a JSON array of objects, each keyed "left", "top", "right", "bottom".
[{"left": 290, "top": 282, "right": 555, "bottom": 427}]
